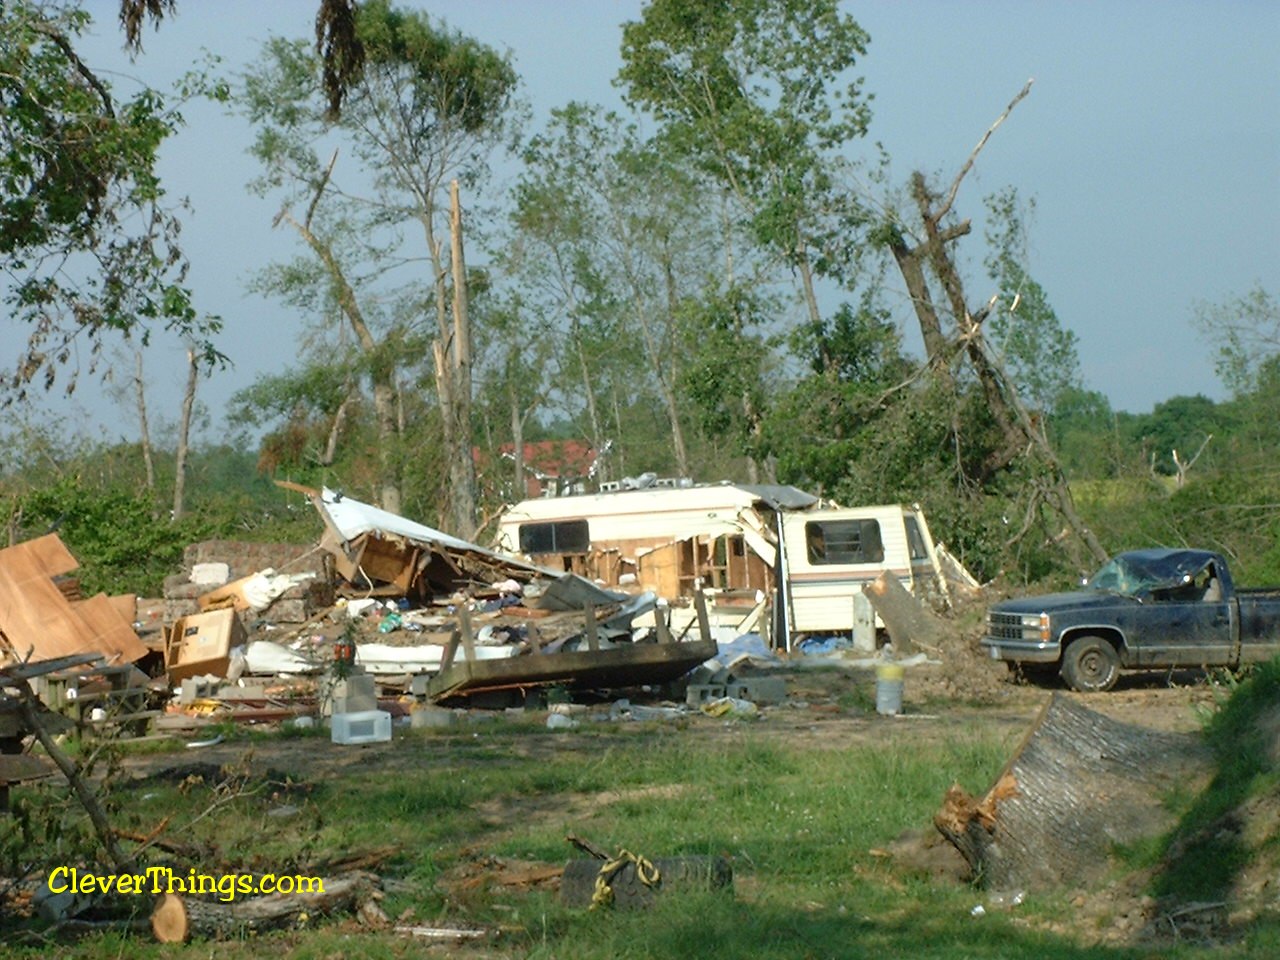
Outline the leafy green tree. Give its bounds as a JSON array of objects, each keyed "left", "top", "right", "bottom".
[
  {"left": 1193, "top": 285, "right": 1278, "bottom": 397},
  {"left": 1, "top": 0, "right": 221, "bottom": 401},
  {"left": 763, "top": 295, "right": 912, "bottom": 493},
  {"left": 1130, "top": 394, "right": 1225, "bottom": 478},
  {"left": 983, "top": 188, "right": 1082, "bottom": 415},
  {"left": 508, "top": 103, "right": 740, "bottom": 480},
  {"left": 619, "top": 0, "right": 873, "bottom": 325},
  {"left": 240, "top": 0, "right": 519, "bottom": 527}
]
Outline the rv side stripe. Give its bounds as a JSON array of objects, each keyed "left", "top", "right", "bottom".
[{"left": 787, "top": 568, "right": 913, "bottom": 585}]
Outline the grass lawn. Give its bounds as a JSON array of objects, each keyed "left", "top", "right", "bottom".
[{"left": 3, "top": 670, "right": 1277, "bottom": 958}]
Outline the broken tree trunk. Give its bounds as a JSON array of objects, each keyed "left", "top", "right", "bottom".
[
  {"left": 862, "top": 573, "right": 944, "bottom": 656},
  {"left": 934, "top": 693, "right": 1213, "bottom": 891},
  {"left": 150, "top": 870, "right": 376, "bottom": 943}
]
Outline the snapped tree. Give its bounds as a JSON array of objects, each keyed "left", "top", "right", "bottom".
[{"left": 240, "top": 0, "right": 519, "bottom": 531}]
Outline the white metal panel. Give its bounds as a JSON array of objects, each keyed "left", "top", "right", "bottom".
[{"left": 497, "top": 485, "right": 787, "bottom": 557}]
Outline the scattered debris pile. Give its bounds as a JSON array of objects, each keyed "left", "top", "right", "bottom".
[{"left": 163, "top": 540, "right": 333, "bottom": 625}]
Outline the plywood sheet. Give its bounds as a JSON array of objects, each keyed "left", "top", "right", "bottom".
[
  {"left": 0, "top": 535, "right": 145, "bottom": 665},
  {"left": 71, "top": 594, "right": 149, "bottom": 663}
]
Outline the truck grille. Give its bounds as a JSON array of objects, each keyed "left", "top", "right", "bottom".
[{"left": 987, "top": 611, "right": 1028, "bottom": 641}]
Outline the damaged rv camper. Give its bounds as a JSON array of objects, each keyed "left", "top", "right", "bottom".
[{"left": 496, "top": 484, "right": 953, "bottom": 651}]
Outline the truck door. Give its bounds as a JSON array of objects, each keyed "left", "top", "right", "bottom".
[{"left": 1137, "top": 565, "right": 1233, "bottom": 666}]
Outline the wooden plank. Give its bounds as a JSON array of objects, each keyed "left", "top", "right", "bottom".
[
  {"left": 427, "top": 638, "right": 718, "bottom": 703},
  {"left": 654, "top": 607, "right": 672, "bottom": 645},
  {"left": 693, "top": 590, "right": 712, "bottom": 643},
  {"left": 459, "top": 608, "right": 475, "bottom": 662},
  {"left": 0, "top": 753, "right": 54, "bottom": 782},
  {"left": 440, "top": 626, "right": 461, "bottom": 673}
]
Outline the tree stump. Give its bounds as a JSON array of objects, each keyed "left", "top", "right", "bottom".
[
  {"left": 150, "top": 870, "right": 375, "bottom": 943},
  {"left": 934, "top": 693, "right": 1213, "bottom": 892}
]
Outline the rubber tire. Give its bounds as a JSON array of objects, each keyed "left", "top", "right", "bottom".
[{"left": 1061, "top": 636, "right": 1120, "bottom": 693}]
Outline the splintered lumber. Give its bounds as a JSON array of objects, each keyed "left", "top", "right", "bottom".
[
  {"left": 933, "top": 693, "right": 1213, "bottom": 891},
  {"left": 150, "top": 870, "right": 375, "bottom": 943},
  {"left": 862, "top": 573, "right": 943, "bottom": 656}
]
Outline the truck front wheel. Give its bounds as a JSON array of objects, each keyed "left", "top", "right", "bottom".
[{"left": 1061, "top": 636, "right": 1120, "bottom": 693}]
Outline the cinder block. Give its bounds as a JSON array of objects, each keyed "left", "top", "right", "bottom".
[
  {"left": 685, "top": 683, "right": 725, "bottom": 707},
  {"left": 411, "top": 706, "right": 458, "bottom": 729},
  {"left": 724, "top": 676, "right": 788, "bottom": 705},
  {"left": 329, "top": 674, "right": 377, "bottom": 715}
]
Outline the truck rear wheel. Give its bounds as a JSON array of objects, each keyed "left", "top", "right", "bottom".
[{"left": 1061, "top": 636, "right": 1120, "bottom": 692}]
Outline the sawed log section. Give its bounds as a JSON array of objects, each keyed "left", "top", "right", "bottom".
[
  {"left": 934, "top": 693, "right": 1213, "bottom": 891},
  {"left": 150, "top": 870, "right": 375, "bottom": 943}
]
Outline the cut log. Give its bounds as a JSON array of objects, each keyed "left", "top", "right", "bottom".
[
  {"left": 862, "top": 572, "right": 944, "bottom": 656},
  {"left": 934, "top": 693, "right": 1213, "bottom": 891},
  {"left": 150, "top": 870, "right": 375, "bottom": 943},
  {"left": 560, "top": 855, "right": 732, "bottom": 910}
]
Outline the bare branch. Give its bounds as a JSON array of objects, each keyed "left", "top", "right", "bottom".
[{"left": 936, "top": 79, "right": 1034, "bottom": 222}]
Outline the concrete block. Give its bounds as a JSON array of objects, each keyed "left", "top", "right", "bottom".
[
  {"left": 725, "top": 675, "right": 788, "bottom": 705},
  {"left": 329, "top": 673, "right": 377, "bottom": 715},
  {"left": 684, "top": 683, "right": 725, "bottom": 707},
  {"left": 411, "top": 706, "right": 458, "bottom": 729}
]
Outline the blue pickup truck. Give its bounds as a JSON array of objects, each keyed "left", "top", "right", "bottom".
[{"left": 981, "top": 548, "right": 1280, "bottom": 692}]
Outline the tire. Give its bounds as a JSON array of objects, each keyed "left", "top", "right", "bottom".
[{"left": 1061, "top": 636, "right": 1120, "bottom": 693}]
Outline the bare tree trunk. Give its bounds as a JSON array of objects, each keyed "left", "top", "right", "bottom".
[
  {"left": 794, "top": 240, "right": 823, "bottom": 331},
  {"left": 281, "top": 154, "right": 402, "bottom": 512},
  {"left": 320, "top": 387, "right": 353, "bottom": 466},
  {"left": 133, "top": 350, "right": 155, "bottom": 492},
  {"left": 445, "top": 180, "right": 478, "bottom": 538},
  {"left": 572, "top": 323, "right": 605, "bottom": 452},
  {"left": 171, "top": 348, "right": 198, "bottom": 522},
  {"left": 151, "top": 871, "right": 376, "bottom": 943},
  {"left": 881, "top": 81, "right": 1106, "bottom": 565},
  {"left": 509, "top": 385, "right": 526, "bottom": 501}
]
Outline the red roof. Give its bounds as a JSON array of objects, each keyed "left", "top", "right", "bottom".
[{"left": 474, "top": 440, "right": 597, "bottom": 497}]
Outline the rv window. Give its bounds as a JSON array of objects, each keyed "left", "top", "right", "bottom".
[
  {"left": 806, "top": 519, "right": 884, "bottom": 565},
  {"left": 904, "top": 515, "right": 929, "bottom": 561},
  {"left": 518, "top": 520, "right": 590, "bottom": 554}
]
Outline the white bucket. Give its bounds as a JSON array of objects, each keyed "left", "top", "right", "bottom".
[{"left": 875, "top": 662, "right": 905, "bottom": 715}]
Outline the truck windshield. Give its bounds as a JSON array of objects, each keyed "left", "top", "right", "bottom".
[{"left": 1087, "top": 553, "right": 1204, "bottom": 597}]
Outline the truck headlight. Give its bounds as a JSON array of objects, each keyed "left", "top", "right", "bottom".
[{"left": 1020, "top": 613, "right": 1050, "bottom": 643}]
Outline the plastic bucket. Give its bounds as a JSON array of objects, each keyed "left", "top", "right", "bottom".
[{"left": 875, "top": 662, "right": 905, "bottom": 715}]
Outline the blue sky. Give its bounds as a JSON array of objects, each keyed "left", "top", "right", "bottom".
[{"left": 48, "top": 0, "right": 1280, "bottom": 441}]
